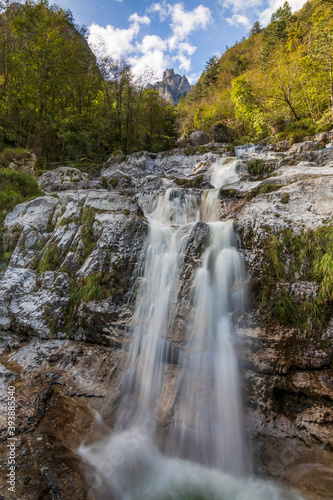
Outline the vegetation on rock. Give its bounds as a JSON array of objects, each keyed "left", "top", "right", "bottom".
[
  {"left": 256, "top": 226, "right": 333, "bottom": 332},
  {"left": 0, "top": 1, "right": 176, "bottom": 169},
  {"left": 176, "top": 0, "right": 333, "bottom": 143},
  {"left": 0, "top": 169, "right": 43, "bottom": 268}
]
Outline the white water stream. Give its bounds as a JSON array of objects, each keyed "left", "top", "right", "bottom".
[{"left": 79, "top": 158, "right": 303, "bottom": 500}]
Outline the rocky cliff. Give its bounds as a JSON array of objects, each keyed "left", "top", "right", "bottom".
[
  {"left": 150, "top": 68, "right": 192, "bottom": 105},
  {"left": 0, "top": 137, "right": 333, "bottom": 499}
]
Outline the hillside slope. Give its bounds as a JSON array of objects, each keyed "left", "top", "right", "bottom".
[{"left": 177, "top": 0, "right": 333, "bottom": 144}]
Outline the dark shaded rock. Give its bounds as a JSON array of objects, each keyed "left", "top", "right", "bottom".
[
  {"left": 7, "top": 152, "right": 37, "bottom": 175},
  {"left": 175, "top": 136, "right": 188, "bottom": 148},
  {"left": 210, "top": 122, "right": 234, "bottom": 143},
  {"left": 188, "top": 131, "right": 210, "bottom": 146}
]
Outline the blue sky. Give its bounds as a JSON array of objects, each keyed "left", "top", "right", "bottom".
[{"left": 54, "top": 0, "right": 306, "bottom": 83}]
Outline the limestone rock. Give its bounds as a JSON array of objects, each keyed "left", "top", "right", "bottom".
[
  {"left": 210, "top": 122, "right": 234, "bottom": 143},
  {"left": 149, "top": 68, "right": 192, "bottom": 105},
  {"left": 38, "top": 166, "right": 90, "bottom": 192},
  {"left": 1, "top": 134, "right": 333, "bottom": 500},
  {"left": 188, "top": 131, "right": 210, "bottom": 146},
  {"left": 7, "top": 151, "right": 37, "bottom": 175},
  {"left": 262, "top": 140, "right": 289, "bottom": 152},
  {"left": 289, "top": 140, "right": 326, "bottom": 153},
  {"left": 175, "top": 136, "right": 188, "bottom": 148},
  {"left": 0, "top": 189, "right": 147, "bottom": 342}
]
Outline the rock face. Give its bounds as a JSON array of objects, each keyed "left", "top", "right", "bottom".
[
  {"left": 210, "top": 122, "right": 234, "bottom": 143},
  {"left": 6, "top": 151, "right": 37, "bottom": 175},
  {"left": 0, "top": 188, "right": 147, "bottom": 345},
  {"left": 1, "top": 138, "right": 333, "bottom": 499},
  {"left": 38, "top": 166, "right": 90, "bottom": 191},
  {"left": 150, "top": 68, "right": 192, "bottom": 105}
]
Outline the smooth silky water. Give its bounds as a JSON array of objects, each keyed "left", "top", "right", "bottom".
[{"left": 78, "top": 158, "right": 304, "bottom": 500}]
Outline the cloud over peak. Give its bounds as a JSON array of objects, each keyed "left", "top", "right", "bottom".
[{"left": 88, "top": 1, "right": 212, "bottom": 81}]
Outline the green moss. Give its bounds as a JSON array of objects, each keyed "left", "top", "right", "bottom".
[
  {"left": 280, "top": 193, "right": 290, "bottom": 204},
  {"left": 65, "top": 271, "right": 116, "bottom": 336},
  {"left": 71, "top": 273, "right": 104, "bottom": 303},
  {"left": 0, "top": 169, "right": 44, "bottom": 267},
  {"left": 123, "top": 209, "right": 131, "bottom": 216},
  {"left": 46, "top": 206, "right": 57, "bottom": 233},
  {"left": 257, "top": 226, "right": 333, "bottom": 331},
  {"left": 247, "top": 159, "right": 272, "bottom": 177},
  {"left": 81, "top": 207, "right": 97, "bottom": 259},
  {"left": 0, "top": 147, "right": 30, "bottom": 168},
  {"left": 34, "top": 242, "right": 63, "bottom": 273},
  {"left": 58, "top": 216, "right": 75, "bottom": 226},
  {"left": 220, "top": 188, "right": 240, "bottom": 199},
  {"left": 109, "top": 178, "right": 119, "bottom": 188},
  {"left": 0, "top": 169, "right": 43, "bottom": 223},
  {"left": 183, "top": 146, "right": 197, "bottom": 156},
  {"left": 246, "top": 183, "right": 282, "bottom": 201},
  {"left": 275, "top": 119, "right": 316, "bottom": 143},
  {"left": 101, "top": 176, "right": 108, "bottom": 189},
  {"left": 174, "top": 175, "right": 203, "bottom": 188}
]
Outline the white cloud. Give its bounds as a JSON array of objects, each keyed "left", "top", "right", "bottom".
[
  {"left": 172, "top": 53, "right": 191, "bottom": 72},
  {"left": 259, "top": 0, "right": 305, "bottom": 26},
  {"left": 226, "top": 14, "right": 251, "bottom": 28},
  {"left": 222, "top": 0, "right": 263, "bottom": 13},
  {"left": 136, "top": 34, "right": 167, "bottom": 53},
  {"left": 170, "top": 3, "right": 212, "bottom": 40},
  {"left": 88, "top": 22, "right": 138, "bottom": 60},
  {"left": 222, "top": 0, "right": 306, "bottom": 28},
  {"left": 187, "top": 72, "right": 200, "bottom": 84},
  {"left": 148, "top": 1, "right": 170, "bottom": 21},
  {"left": 129, "top": 50, "right": 170, "bottom": 79},
  {"left": 88, "top": 2, "right": 212, "bottom": 82},
  {"left": 129, "top": 13, "right": 151, "bottom": 26}
]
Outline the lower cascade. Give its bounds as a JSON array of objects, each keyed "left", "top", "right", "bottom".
[{"left": 79, "top": 159, "right": 303, "bottom": 499}]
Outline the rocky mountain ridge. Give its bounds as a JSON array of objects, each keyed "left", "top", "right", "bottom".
[
  {"left": 149, "top": 68, "right": 192, "bottom": 105},
  {"left": 0, "top": 135, "right": 333, "bottom": 499}
]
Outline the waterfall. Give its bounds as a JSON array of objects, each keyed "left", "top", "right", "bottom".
[
  {"left": 78, "top": 158, "right": 303, "bottom": 500},
  {"left": 168, "top": 220, "right": 247, "bottom": 475},
  {"left": 115, "top": 188, "right": 199, "bottom": 431}
]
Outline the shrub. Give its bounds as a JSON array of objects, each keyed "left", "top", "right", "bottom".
[
  {"left": 0, "top": 169, "right": 43, "bottom": 222},
  {"left": 247, "top": 159, "right": 272, "bottom": 177},
  {"left": 0, "top": 147, "right": 29, "bottom": 168}
]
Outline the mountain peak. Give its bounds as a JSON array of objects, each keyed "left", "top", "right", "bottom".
[{"left": 151, "top": 69, "right": 192, "bottom": 105}]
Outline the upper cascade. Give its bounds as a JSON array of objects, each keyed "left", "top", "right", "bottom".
[{"left": 150, "top": 68, "right": 192, "bottom": 105}]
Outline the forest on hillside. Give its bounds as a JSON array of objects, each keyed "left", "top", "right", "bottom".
[
  {"left": 0, "top": 0, "right": 175, "bottom": 168},
  {"left": 177, "top": 0, "right": 333, "bottom": 144},
  {"left": 1, "top": 0, "right": 333, "bottom": 169}
]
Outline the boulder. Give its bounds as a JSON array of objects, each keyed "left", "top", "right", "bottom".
[
  {"left": 210, "top": 122, "right": 234, "bottom": 143},
  {"left": 313, "top": 130, "right": 333, "bottom": 143},
  {"left": 289, "top": 140, "right": 326, "bottom": 153},
  {"left": 8, "top": 151, "right": 37, "bottom": 175},
  {"left": 175, "top": 136, "right": 188, "bottom": 148},
  {"left": 188, "top": 130, "right": 210, "bottom": 146},
  {"left": 38, "top": 166, "right": 90, "bottom": 192},
  {"left": 263, "top": 140, "right": 290, "bottom": 152}
]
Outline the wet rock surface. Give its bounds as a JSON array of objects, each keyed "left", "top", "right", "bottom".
[{"left": 0, "top": 138, "right": 333, "bottom": 499}]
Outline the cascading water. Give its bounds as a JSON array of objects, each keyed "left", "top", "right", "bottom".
[
  {"left": 79, "top": 158, "right": 303, "bottom": 500},
  {"left": 168, "top": 220, "right": 247, "bottom": 475}
]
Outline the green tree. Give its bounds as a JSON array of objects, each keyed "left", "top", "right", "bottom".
[
  {"left": 309, "top": 26, "right": 333, "bottom": 118},
  {"left": 249, "top": 21, "right": 262, "bottom": 36}
]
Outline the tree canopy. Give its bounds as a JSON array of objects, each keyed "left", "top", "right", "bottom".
[
  {"left": 0, "top": 0, "right": 176, "bottom": 167},
  {"left": 176, "top": 0, "right": 333, "bottom": 142}
]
